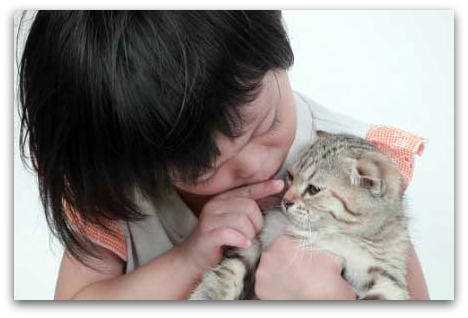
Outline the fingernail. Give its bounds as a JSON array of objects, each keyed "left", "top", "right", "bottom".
[
  {"left": 272, "top": 179, "right": 284, "bottom": 191},
  {"left": 245, "top": 239, "right": 252, "bottom": 248}
]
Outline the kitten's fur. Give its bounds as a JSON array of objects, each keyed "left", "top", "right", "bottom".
[{"left": 189, "top": 133, "right": 410, "bottom": 300}]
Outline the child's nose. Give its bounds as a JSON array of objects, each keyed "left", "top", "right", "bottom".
[
  {"left": 232, "top": 155, "right": 263, "bottom": 179},
  {"left": 235, "top": 167, "right": 260, "bottom": 180}
]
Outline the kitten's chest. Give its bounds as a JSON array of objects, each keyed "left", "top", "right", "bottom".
[
  {"left": 289, "top": 227, "right": 378, "bottom": 288},
  {"left": 293, "top": 227, "right": 408, "bottom": 293}
]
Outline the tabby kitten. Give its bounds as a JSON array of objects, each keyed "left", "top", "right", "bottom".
[{"left": 189, "top": 133, "right": 410, "bottom": 300}]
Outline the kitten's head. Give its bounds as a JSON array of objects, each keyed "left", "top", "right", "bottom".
[{"left": 282, "top": 132, "right": 402, "bottom": 234}]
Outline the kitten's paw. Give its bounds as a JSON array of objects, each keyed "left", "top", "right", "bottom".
[
  {"left": 188, "top": 259, "right": 247, "bottom": 300},
  {"left": 359, "top": 280, "right": 410, "bottom": 300}
]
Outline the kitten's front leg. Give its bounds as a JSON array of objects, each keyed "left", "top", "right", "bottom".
[
  {"left": 189, "top": 258, "right": 248, "bottom": 300},
  {"left": 189, "top": 241, "right": 261, "bottom": 300},
  {"left": 359, "top": 267, "right": 409, "bottom": 300}
]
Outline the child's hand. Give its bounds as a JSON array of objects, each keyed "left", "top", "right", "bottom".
[
  {"left": 255, "top": 236, "right": 356, "bottom": 300},
  {"left": 177, "top": 179, "right": 284, "bottom": 276}
]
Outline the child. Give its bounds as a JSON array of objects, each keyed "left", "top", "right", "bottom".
[{"left": 18, "top": 10, "right": 429, "bottom": 300}]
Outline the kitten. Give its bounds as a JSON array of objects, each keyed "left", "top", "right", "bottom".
[{"left": 189, "top": 133, "right": 410, "bottom": 300}]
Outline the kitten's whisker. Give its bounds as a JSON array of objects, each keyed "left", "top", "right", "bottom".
[
  {"left": 287, "top": 240, "right": 302, "bottom": 269},
  {"left": 266, "top": 204, "right": 283, "bottom": 209},
  {"left": 314, "top": 205, "right": 329, "bottom": 213},
  {"left": 299, "top": 215, "right": 305, "bottom": 227},
  {"left": 308, "top": 217, "right": 314, "bottom": 250}
]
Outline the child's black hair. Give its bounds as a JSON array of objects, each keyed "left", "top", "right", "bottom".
[{"left": 17, "top": 10, "right": 294, "bottom": 265}]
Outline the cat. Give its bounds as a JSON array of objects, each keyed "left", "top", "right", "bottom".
[{"left": 189, "top": 132, "right": 410, "bottom": 300}]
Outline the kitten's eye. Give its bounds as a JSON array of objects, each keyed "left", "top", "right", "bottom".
[
  {"left": 286, "top": 170, "right": 294, "bottom": 182},
  {"left": 306, "top": 184, "right": 322, "bottom": 195}
]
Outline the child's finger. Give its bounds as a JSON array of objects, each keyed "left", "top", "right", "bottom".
[
  {"left": 202, "top": 213, "right": 257, "bottom": 240},
  {"left": 204, "top": 198, "right": 264, "bottom": 233},
  {"left": 218, "top": 179, "right": 284, "bottom": 201},
  {"left": 210, "top": 227, "right": 252, "bottom": 249}
]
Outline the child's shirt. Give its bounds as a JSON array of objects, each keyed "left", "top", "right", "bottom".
[{"left": 66, "top": 92, "right": 426, "bottom": 272}]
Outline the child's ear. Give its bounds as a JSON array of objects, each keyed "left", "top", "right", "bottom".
[{"left": 346, "top": 152, "right": 400, "bottom": 197}]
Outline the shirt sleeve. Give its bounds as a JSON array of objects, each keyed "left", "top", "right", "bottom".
[{"left": 63, "top": 201, "right": 127, "bottom": 262}]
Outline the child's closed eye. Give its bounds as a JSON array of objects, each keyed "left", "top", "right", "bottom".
[
  {"left": 263, "top": 111, "right": 282, "bottom": 137},
  {"left": 270, "top": 115, "right": 281, "bottom": 133}
]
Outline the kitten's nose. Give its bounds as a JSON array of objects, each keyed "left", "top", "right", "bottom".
[{"left": 282, "top": 198, "right": 294, "bottom": 209}]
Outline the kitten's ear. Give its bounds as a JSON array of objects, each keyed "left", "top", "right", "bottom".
[{"left": 346, "top": 152, "right": 399, "bottom": 197}]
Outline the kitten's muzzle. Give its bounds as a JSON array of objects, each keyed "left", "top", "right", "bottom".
[{"left": 281, "top": 198, "right": 294, "bottom": 209}]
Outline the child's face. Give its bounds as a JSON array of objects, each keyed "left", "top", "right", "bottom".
[{"left": 173, "top": 70, "right": 297, "bottom": 196}]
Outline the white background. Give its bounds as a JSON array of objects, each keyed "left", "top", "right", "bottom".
[{"left": 13, "top": 9, "right": 454, "bottom": 301}]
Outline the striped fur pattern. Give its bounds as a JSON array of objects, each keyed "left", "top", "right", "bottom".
[{"left": 189, "top": 133, "right": 410, "bottom": 300}]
